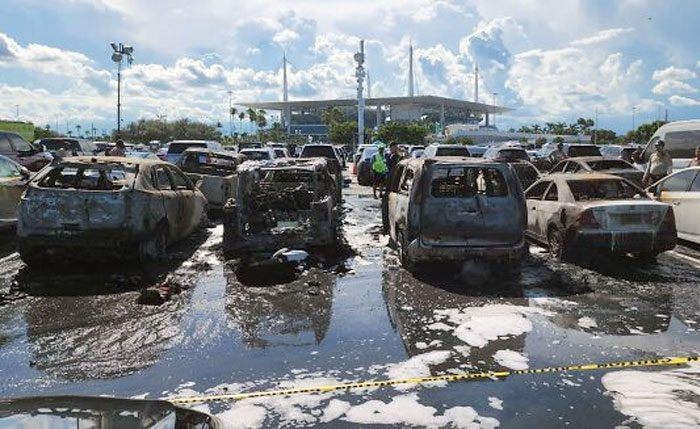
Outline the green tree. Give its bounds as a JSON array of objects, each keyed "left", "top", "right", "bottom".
[
  {"left": 321, "top": 107, "right": 345, "bottom": 125},
  {"left": 445, "top": 136, "right": 474, "bottom": 145},
  {"left": 376, "top": 122, "right": 429, "bottom": 145},
  {"left": 535, "top": 137, "right": 547, "bottom": 147},
  {"left": 238, "top": 111, "right": 245, "bottom": 134},
  {"left": 329, "top": 121, "right": 358, "bottom": 146},
  {"left": 594, "top": 129, "right": 617, "bottom": 144},
  {"left": 115, "top": 118, "right": 222, "bottom": 143},
  {"left": 552, "top": 136, "right": 565, "bottom": 144},
  {"left": 246, "top": 108, "right": 257, "bottom": 135},
  {"left": 34, "top": 126, "right": 58, "bottom": 140}
]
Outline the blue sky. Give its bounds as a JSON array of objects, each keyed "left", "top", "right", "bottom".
[{"left": 1, "top": 0, "right": 699, "bottom": 136}]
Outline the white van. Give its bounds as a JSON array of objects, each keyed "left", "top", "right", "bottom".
[{"left": 639, "top": 120, "right": 700, "bottom": 171}]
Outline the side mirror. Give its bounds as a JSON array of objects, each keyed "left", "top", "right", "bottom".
[
  {"left": 20, "top": 167, "right": 31, "bottom": 180},
  {"left": 195, "top": 178, "right": 204, "bottom": 189}
]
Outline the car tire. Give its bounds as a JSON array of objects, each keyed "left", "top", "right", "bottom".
[
  {"left": 140, "top": 221, "right": 169, "bottom": 261},
  {"left": 547, "top": 226, "right": 570, "bottom": 261},
  {"left": 397, "top": 230, "right": 415, "bottom": 271},
  {"left": 635, "top": 251, "right": 658, "bottom": 264}
]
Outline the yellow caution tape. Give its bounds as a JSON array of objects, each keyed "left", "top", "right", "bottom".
[{"left": 167, "top": 356, "right": 700, "bottom": 405}]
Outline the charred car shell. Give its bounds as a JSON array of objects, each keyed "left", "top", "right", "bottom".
[
  {"left": 223, "top": 158, "right": 338, "bottom": 258},
  {"left": 17, "top": 156, "right": 207, "bottom": 264},
  {"left": 524, "top": 173, "right": 676, "bottom": 260},
  {"left": 383, "top": 157, "right": 528, "bottom": 270},
  {"left": 178, "top": 147, "right": 240, "bottom": 210}
]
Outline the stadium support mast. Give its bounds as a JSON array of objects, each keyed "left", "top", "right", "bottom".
[
  {"left": 354, "top": 40, "right": 366, "bottom": 149},
  {"left": 408, "top": 44, "right": 415, "bottom": 97},
  {"left": 474, "top": 63, "right": 479, "bottom": 103}
]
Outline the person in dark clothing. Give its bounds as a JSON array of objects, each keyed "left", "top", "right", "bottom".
[{"left": 386, "top": 142, "right": 402, "bottom": 178}]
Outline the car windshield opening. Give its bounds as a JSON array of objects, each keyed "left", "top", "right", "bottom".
[
  {"left": 301, "top": 147, "right": 335, "bottom": 158},
  {"left": 435, "top": 147, "right": 470, "bottom": 157},
  {"left": 567, "top": 146, "right": 601, "bottom": 157},
  {"left": 241, "top": 151, "right": 270, "bottom": 161},
  {"left": 430, "top": 167, "right": 508, "bottom": 198},
  {"left": 37, "top": 164, "right": 135, "bottom": 190},
  {"left": 169, "top": 143, "right": 205, "bottom": 154},
  {"left": 568, "top": 179, "right": 642, "bottom": 201},
  {"left": 497, "top": 150, "right": 528, "bottom": 161},
  {"left": 181, "top": 153, "right": 237, "bottom": 176},
  {"left": 587, "top": 160, "right": 632, "bottom": 170}
]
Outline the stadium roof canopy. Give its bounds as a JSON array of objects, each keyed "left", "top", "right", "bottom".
[{"left": 238, "top": 95, "right": 512, "bottom": 114}]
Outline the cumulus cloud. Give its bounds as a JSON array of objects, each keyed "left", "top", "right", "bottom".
[
  {"left": 652, "top": 80, "right": 698, "bottom": 95},
  {"left": 273, "top": 29, "right": 301, "bottom": 46},
  {"left": 669, "top": 95, "right": 700, "bottom": 106},
  {"left": 652, "top": 66, "right": 697, "bottom": 81},
  {"left": 571, "top": 27, "right": 634, "bottom": 46}
]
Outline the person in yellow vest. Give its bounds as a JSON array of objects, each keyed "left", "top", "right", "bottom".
[{"left": 372, "top": 143, "right": 388, "bottom": 199}]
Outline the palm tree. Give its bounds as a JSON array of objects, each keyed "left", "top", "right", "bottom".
[
  {"left": 246, "top": 108, "right": 257, "bottom": 135},
  {"left": 256, "top": 113, "right": 267, "bottom": 135},
  {"left": 230, "top": 107, "right": 237, "bottom": 135},
  {"left": 238, "top": 112, "right": 245, "bottom": 135}
]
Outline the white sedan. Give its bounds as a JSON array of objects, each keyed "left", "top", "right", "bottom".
[{"left": 648, "top": 167, "right": 700, "bottom": 245}]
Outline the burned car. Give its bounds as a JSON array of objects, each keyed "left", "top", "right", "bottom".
[
  {"left": 525, "top": 173, "right": 676, "bottom": 260},
  {"left": 223, "top": 158, "right": 338, "bottom": 258},
  {"left": 17, "top": 157, "right": 207, "bottom": 264},
  {"left": 548, "top": 156, "right": 644, "bottom": 186},
  {"left": 178, "top": 147, "right": 239, "bottom": 209},
  {"left": 382, "top": 158, "right": 528, "bottom": 271}
]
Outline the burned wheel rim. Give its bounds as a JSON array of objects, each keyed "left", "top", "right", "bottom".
[
  {"left": 548, "top": 228, "right": 563, "bottom": 259},
  {"left": 141, "top": 223, "right": 168, "bottom": 260}
]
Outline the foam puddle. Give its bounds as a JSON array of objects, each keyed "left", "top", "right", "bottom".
[{"left": 602, "top": 361, "right": 700, "bottom": 428}]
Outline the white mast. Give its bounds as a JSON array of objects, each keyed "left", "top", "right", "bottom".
[
  {"left": 283, "top": 54, "right": 290, "bottom": 132},
  {"left": 354, "top": 40, "right": 366, "bottom": 149},
  {"left": 474, "top": 63, "right": 479, "bottom": 103},
  {"left": 408, "top": 44, "right": 415, "bottom": 97}
]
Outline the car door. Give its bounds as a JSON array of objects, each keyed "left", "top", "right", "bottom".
[
  {"left": 152, "top": 166, "right": 181, "bottom": 240},
  {"left": 0, "top": 157, "right": 28, "bottom": 222},
  {"left": 563, "top": 161, "right": 581, "bottom": 173},
  {"left": 525, "top": 181, "right": 550, "bottom": 240},
  {"left": 682, "top": 173, "right": 700, "bottom": 243},
  {"left": 657, "top": 169, "right": 698, "bottom": 240},
  {"left": 0, "top": 134, "right": 14, "bottom": 162},
  {"left": 388, "top": 165, "right": 412, "bottom": 242},
  {"left": 167, "top": 166, "right": 201, "bottom": 238},
  {"left": 539, "top": 182, "right": 561, "bottom": 233}
]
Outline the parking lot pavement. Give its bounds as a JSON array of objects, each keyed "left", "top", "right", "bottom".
[{"left": 2, "top": 183, "right": 700, "bottom": 427}]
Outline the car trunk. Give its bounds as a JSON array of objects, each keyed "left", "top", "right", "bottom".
[
  {"left": 581, "top": 201, "right": 669, "bottom": 232},
  {"left": 22, "top": 188, "right": 129, "bottom": 231},
  {"left": 419, "top": 165, "right": 522, "bottom": 247}
]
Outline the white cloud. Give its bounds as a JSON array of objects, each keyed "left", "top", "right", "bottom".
[
  {"left": 652, "top": 66, "right": 697, "bottom": 81},
  {"left": 652, "top": 80, "right": 698, "bottom": 95},
  {"left": 272, "top": 29, "right": 300, "bottom": 46},
  {"left": 570, "top": 27, "right": 634, "bottom": 46},
  {"left": 669, "top": 95, "right": 700, "bottom": 106}
]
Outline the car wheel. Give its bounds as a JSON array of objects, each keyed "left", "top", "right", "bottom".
[
  {"left": 397, "top": 230, "right": 415, "bottom": 271},
  {"left": 635, "top": 251, "right": 658, "bottom": 264},
  {"left": 140, "top": 222, "right": 169, "bottom": 261},
  {"left": 547, "top": 226, "right": 570, "bottom": 261}
]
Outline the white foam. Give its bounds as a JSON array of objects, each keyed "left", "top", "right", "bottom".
[
  {"left": 602, "top": 362, "right": 700, "bottom": 428},
  {"left": 386, "top": 350, "right": 452, "bottom": 388},
  {"left": 488, "top": 396, "right": 503, "bottom": 411},
  {"left": 217, "top": 404, "right": 267, "bottom": 429},
  {"left": 342, "top": 393, "right": 499, "bottom": 428},
  {"left": 493, "top": 349, "right": 529, "bottom": 370},
  {"left": 578, "top": 316, "right": 598, "bottom": 329},
  {"left": 320, "top": 399, "right": 352, "bottom": 423}
]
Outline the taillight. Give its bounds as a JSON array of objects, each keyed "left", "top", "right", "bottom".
[
  {"left": 576, "top": 210, "right": 600, "bottom": 228},
  {"left": 662, "top": 208, "right": 676, "bottom": 230}
]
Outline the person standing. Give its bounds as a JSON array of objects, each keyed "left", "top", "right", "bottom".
[
  {"left": 688, "top": 146, "right": 700, "bottom": 167},
  {"left": 386, "top": 142, "right": 402, "bottom": 178},
  {"left": 643, "top": 140, "right": 673, "bottom": 185},
  {"left": 372, "top": 144, "right": 388, "bottom": 199},
  {"left": 109, "top": 139, "right": 127, "bottom": 157}
]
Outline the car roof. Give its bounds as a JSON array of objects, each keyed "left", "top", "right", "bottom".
[
  {"left": 546, "top": 172, "right": 628, "bottom": 181},
  {"left": 56, "top": 156, "right": 166, "bottom": 166},
  {"left": 400, "top": 157, "right": 509, "bottom": 167},
  {"left": 182, "top": 147, "right": 235, "bottom": 156}
]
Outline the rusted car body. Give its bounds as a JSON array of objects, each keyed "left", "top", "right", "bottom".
[
  {"left": 0, "top": 154, "right": 30, "bottom": 229},
  {"left": 524, "top": 173, "right": 676, "bottom": 260},
  {"left": 17, "top": 157, "right": 207, "bottom": 264},
  {"left": 223, "top": 158, "right": 338, "bottom": 258},
  {"left": 178, "top": 147, "right": 239, "bottom": 209},
  {"left": 382, "top": 158, "right": 528, "bottom": 270},
  {"left": 548, "top": 156, "right": 644, "bottom": 186}
]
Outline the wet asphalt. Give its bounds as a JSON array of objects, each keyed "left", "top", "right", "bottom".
[{"left": 1, "top": 183, "right": 700, "bottom": 427}]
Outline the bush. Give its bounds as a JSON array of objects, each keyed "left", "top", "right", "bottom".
[{"left": 445, "top": 136, "right": 474, "bottom": 145}]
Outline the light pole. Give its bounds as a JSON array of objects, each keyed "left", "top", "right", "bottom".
[
  {"left": 15, "top": 104, "right": 19, "bottom": 120},
  {"left": 228, "top": 90, "right": 233, "bottom": 138},
  {"left": 109, "top": 42, "right": 134, "bottom": 136},
  {"left": 492, "top": 92, "right": 497, "bottom": 129},
  {"left": 354, "top": 40, "right": 366, "bottom": 153},
  {"left": 632, "top": 106, "right": 636, "bottom": 131}
]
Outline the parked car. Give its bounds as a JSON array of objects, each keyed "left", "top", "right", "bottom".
[
  {"left": 483, "top": 146, "right": 530, "bottom": 162},
  {"left": 239, "top": 148, "right": 276, "bottom": 161},
  {"left": 17, "top": 157, "right": 207, "bottom": 264},
  {"left": 524, "top": 173, "right": 676, "bottom": 260},
  {"left": 548, "top": 157, "right": 644, "bottom": 186},
  {"left": 0, "top": 154, "right": 31, "bottom": 229},
  {"left": 510, "top": 161, "right": 542, "bottom": 191},
  {"left": 638, "top": 120, "right": 700, "bottom": 171},
  {"left": 165, "top": 140, "right": 223, "bottom": 164},
  {"left": 38, "top": 138, "right": 99, "bottom": 157},
  {"left": 410, "top": 149, "right": 425, "bottom": 158},
  {"left": 238, "top": 142, "right": 265, "bottom": 150},
  {"left": 422, "top": 144, "right": 471, "bottom": 158},
  {"left": 353, "top": 144, "right": 376, "bottom": 166},
  {"left": 600, "top": 144, "right": 639, "bottom": 163},
  {"left": 532, "top": 143, "right": 602, "bottom": 171},
  {"left": 0, "top": 131, "right": 53, "bottom": 171},
  {"left": 356, "top": 145, "right": 378, "bottom": 186},
  {"left": 178, "top": 148, "right": 239, "bottom": 209},
  {"left": 405, "top": 145, "right": 425, "bottom": 158},
  {"left": 466, "top": 146, "right": 487, "bottom": 158},
  {"left": 298, "top": 144, "right": 343, "bottom": 202},
  {"left": 273, "top": 148, "right": 290, "bottom": 158},
  {"left": 223, "top": 158, "right": 338, "bottom": 258},
  {"left": 647, "top": 167, "right": 700, "bottom": 245},
  {"left": 382, "top": 158, "right": 528, "bottom": 270}
]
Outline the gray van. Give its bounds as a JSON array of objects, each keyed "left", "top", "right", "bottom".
[
  {"left": 382, "top": 157, "right": 528, "bottom": 270},
  {"left": 639, "top": 120, "right": 700, "bottom": 171}
]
